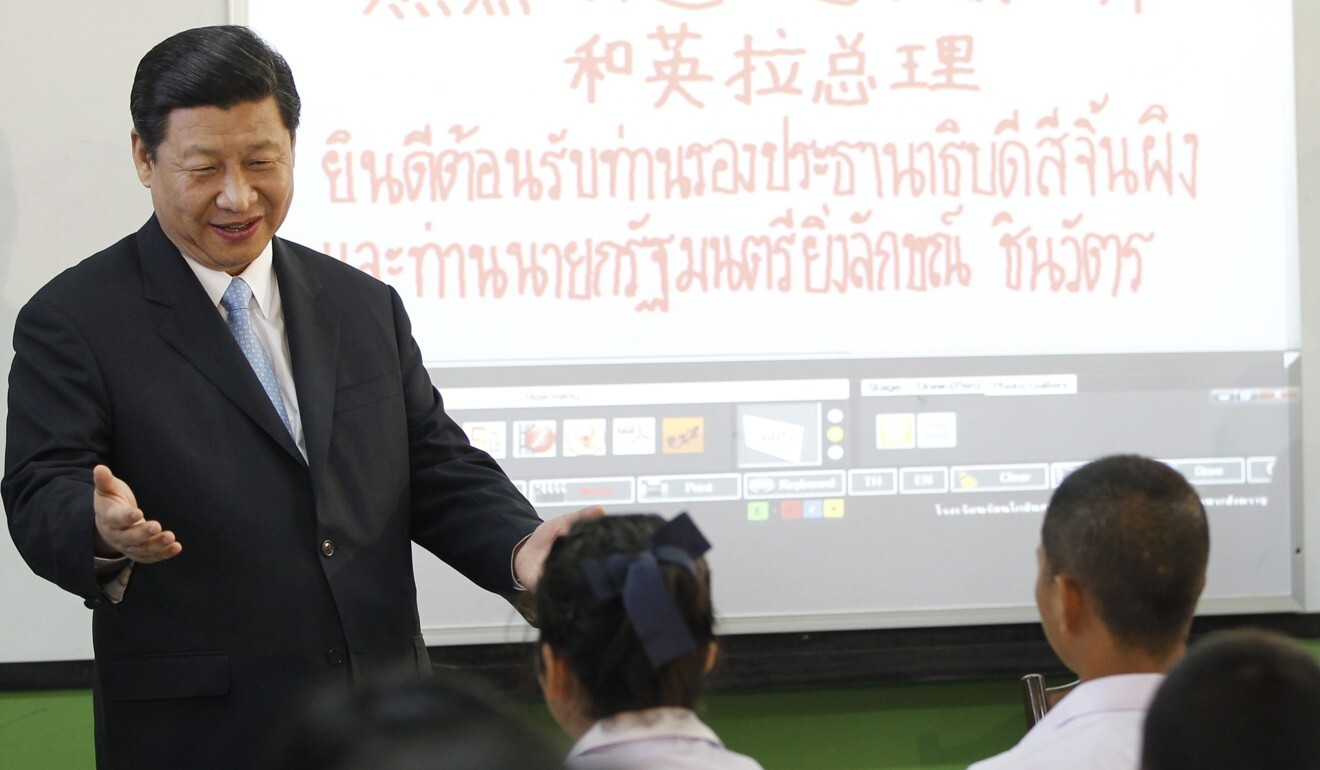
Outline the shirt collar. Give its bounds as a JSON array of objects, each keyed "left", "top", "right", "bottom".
[
  {"left": 178, "top": 241, "right": 278, "bottom": 319},
  {"left": 1037, "top": 673, "right": 1165, "bottom": 732},
  {"left": 569, "top": 707, "right": 723, "bottom": 759}
]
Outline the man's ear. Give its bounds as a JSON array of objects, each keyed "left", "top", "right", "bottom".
[
  {"left": 1056, "top": 573, "right": 1088, "bottom": 635},
  {"left": 131, "top": 131, "right": 154, "bottom": 188}
]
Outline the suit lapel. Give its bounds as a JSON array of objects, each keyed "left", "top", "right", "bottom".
[
  {"left": 138, "top": 217, "right": 306, "bottom": 464},
  {"left": 274, "top": 239, "right": 339, "bottom": 492}
]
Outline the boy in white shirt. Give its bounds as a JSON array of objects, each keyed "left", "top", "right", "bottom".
[{"left": 969, "top": 454, "right": 1209, "bottom": 770}]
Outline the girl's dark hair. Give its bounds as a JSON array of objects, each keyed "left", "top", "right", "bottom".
[
  {"left": 535, "top": 514, "right": 715, "bottom": 719},
  {"left": 131, "top": 25, "right": 301, "bottom": 158}
]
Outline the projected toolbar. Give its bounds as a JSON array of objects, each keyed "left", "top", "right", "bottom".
[{"left": 517, "top": 455, "right": 1277, "bottom": 509}]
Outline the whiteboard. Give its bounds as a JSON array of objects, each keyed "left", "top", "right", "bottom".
[{"left": 235, "top": 0, "right": 1312, "bottom": 646}]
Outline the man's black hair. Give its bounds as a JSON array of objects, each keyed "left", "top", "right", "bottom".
[
  {"left": 131, "top": 25, "right": 300, "bottom": 158},
  {"left": 1042, "top": 454, "right": 1209, "bottom": 655}
]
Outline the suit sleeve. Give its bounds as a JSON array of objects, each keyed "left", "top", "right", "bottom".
[
  {"left": 388, "top": 287, "right": 542, "bottom": 593},
  {"left": 3, "top": 298, "right": 112, "bottom": 601}
]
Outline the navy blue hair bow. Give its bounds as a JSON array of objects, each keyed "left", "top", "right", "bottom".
[{"left": 579, "top": 513, "right": 712, "bottom": 668}]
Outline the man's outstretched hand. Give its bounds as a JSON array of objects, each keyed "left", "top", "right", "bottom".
[{"left": 92, "top": 464, "right": 182, "bottom": 563}]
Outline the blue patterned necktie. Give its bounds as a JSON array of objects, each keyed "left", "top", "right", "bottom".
[{"left": 220, "top": 277, "right": 292, "bottom": 435}]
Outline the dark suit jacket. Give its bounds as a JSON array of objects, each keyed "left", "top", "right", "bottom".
[{"left": 2, "top": 216, "right": 542, "bottom": 770}]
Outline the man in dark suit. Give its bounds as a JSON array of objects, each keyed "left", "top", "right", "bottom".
[{"left": 2, "top": 25, "right": 591, "bottom": 769}]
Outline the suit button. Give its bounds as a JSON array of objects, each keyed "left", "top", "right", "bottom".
[
  {"left": 320, "top": 539, "right": 335, "bottom": 557},
  {"left": 327, "top": 648, "right": 345, "bottom": 665}
]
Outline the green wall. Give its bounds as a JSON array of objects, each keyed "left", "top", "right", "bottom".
[
  {"left": 0, "top": 690, "right": 96, "bottom": 770},
  {"left": 694, "top": 680, "right": 1028, "bottom": 770},
  {"left": 0, "top": 678, "right": 1028, "bottom": 770}
]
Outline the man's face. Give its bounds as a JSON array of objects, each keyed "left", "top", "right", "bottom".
[{"left": 132, "top": 96, "right": 294, "bottom": 275}]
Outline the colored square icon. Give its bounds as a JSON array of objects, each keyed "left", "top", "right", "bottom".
[
  {"left": 747, "top": 501, "right": 770, "bottom": 521},
  {"left": 513, "top": 420, "right": 557, "bottom": 458},
  {"left": 612, "top": 417, "right": 657, "bottom": 456},
  {"left": 562, "top": 418, "right": 607, "bottom": 457},
  {"left": 917, "top": 412, "right": 957, "bottom": 449},
  {"left": 462, "top": 421, "right": 507, "bottom": 459},
  {"left": 663, "top": 417, "right": 705, "bottom": 454},
  {"left": 875, "top": 413, "right": 916, "bottom": 449}
]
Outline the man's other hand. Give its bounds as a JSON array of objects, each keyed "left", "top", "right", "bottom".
[{"left": 513, "top": 506, "right": 605, "bottom": 590}]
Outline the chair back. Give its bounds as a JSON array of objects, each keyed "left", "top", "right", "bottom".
[{"left": 1020, "top": 673, "right": 1079, "bottom": 728}]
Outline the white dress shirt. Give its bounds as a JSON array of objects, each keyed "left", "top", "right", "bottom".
[
  {"left": 967, "top": 673, "right": 1164, "bottom": 770},
  {"left": 568, "top": 707, "right": 764, "bottom": 770},
  {"left": 181, "top": 242, "right": 306, "bottom": 459}
]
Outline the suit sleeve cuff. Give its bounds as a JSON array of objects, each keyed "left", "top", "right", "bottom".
[
  {"left": 510, "top": 533, "right": 532, "bottom": 591},
  {"left": 94, "top": 556, "right": 133, "bottom": 604}
]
